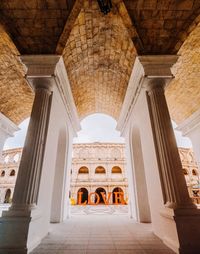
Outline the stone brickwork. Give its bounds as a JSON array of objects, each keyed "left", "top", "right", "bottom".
[
  {"left": 123, "top": 0, "right": 200, "bottom": 54},
  {"left": 63, "top": 0, "right": 137, "bottom": 119},
  {"left": 166, "top": 22, "right": 200, "bottom": 124},
  {"left": 0, "top": 25, "right": 33, "bottom": 124},
  {"left": 0, "top": 0, "right": 76, "bottom": 54}
]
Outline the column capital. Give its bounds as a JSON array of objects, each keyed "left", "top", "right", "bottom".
[
  {"left": 138, "top": 55, "right": 179, "bottom": 78},
  {"left": 117, "top": 55, "right": 178, "bottom": 135},
  {"left": 20, "top": 55, "right": 61, "bottom": 78},
  {"left": 20, "top": 55, "right": 81, "bottom": 134},
  {"left": 20, "top": 55, "right": 61, "bottom": 91}
]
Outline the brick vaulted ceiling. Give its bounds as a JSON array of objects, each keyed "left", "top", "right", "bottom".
[
  {"left": 62, "top": 1, "right": 137, "bottom": 119},
  {"left": 0, "top": 0, "right": 200, "bottom": 124}
]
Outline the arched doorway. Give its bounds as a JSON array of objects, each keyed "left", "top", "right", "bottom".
[
  {"left": 95, "top": 187, "right": 106, "bottom": 204},
  {"left": 77, "top": 188, "right": 88, "bottom": 204},
  {"left": 112, "top": 187, "right": 124, "bottom": 204},
  {"left": 4, "top": 189, "right": 11, "bottom": 203}
]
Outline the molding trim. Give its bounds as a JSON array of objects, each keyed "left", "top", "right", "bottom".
[
  {"left": 20, "top": 55, "right": 81, "bottom": 135},
  {"left": 116, "top": 57, "right": 144, "bottom": 135},
  {"left": 0, "top": 112, "right": 20, "bottom": 138},
  {"left": 117, "top": 55, "right": 178, "bottom": 136},
  {"left": 176, "top": 109, "right": 200, "bottom": 136}
]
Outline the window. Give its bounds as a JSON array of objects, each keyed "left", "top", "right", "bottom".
[
  {"left": 95, "top": 166, "right": 106, "bottom": 174},
  {"left": 1, "top": 170, "right": 5, "bottom": 177},
  {"left": 10, "top": 170, "right": 15, "bottom": 176},
  {"left": 78, "top": 166, "right": 89, "bottom": 174},
  {"left": 183, "top": 168, "right": 188, "bottom": 175},
  {"left": 112, "top": 166, "right": 122, "bottom": 174},
  {"left": 192, "top": 169, "right": 198, "bottom": 176}
]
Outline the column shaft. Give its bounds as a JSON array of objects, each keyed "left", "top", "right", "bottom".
[
  {"left": 12, "top": 86, "right": 52, "bottom": 209},
  {"left": 146, "top": 79, "right": 193, "bottom": 208}
]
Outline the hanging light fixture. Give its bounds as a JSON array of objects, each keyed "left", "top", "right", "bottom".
[{"left": 97, "top": 0, "right": 112, "bottom": 15}]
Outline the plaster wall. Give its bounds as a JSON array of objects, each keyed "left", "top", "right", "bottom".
[{"left": 127, "top": 88, "right": 179, "bottom": 252}]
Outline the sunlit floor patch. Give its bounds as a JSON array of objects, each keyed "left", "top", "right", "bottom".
[{"left": 31, "top": 214, "right": 175, "bottom": 254}]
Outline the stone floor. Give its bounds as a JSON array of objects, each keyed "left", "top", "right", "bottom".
[
  {"left": 70, "top": 205, "right": 129, "bottom": 215},
  {"left": 31, "top": 212, "right": 175, "bottom": 254}
]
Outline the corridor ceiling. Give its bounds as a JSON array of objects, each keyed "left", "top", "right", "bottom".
[{"left": 0, "top": 0, "right": 200, "bottom": 124}]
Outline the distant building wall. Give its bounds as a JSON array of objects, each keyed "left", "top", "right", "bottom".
[{"left": 0, "top": 145, "right": 199, "bottom": 204}]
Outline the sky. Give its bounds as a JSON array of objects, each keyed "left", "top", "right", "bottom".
[{"left": 3, "top": 113, "right": 192, "bottom": 150}]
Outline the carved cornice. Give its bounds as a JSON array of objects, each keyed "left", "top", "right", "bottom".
[
  {"left": 20, "top": 55, "right": 81, "bottom": 135},
  {"left": 0, "top": 112, "right": 19, "bottom": 138},
  {"left": 117, "top": 55, "right": 178, "bottom": 136},
  {"left": 177, "top": 109, "right": 200, "bottom": 136}
]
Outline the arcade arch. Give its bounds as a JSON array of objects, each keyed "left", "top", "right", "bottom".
[
  {"left": 77, "top": 188, "right": 88, "bottom": 204},
  {"left": 4, "top": 189, "right": 11, "bottom": 203},
  {"left": 112, "top": 187, "right": 124, "bottom": 204},
  {"left": 95, "top": 187, "right": 106, "bottom": 204}
]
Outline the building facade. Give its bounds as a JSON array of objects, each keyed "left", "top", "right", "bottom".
[
  {"left": 71, "top": 143, "right": 128, "bottom": 205},
  {"left": 0, "top": 145, "right": 199, "bottom": 205}
]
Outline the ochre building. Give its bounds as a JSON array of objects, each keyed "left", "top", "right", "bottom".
[{"left": 1, "top": 145, "right": 199, "bottom": 205}]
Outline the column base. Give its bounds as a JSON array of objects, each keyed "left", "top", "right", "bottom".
[
  {"left": 174, "top": 207, "right": 200, "bottom": 254},
  {"left": 0, "top": 214, "right": 30, "bottom": 254},
  {"left": 0, "top": 207, "right": 43, "bottom": 254},
  {"left": 0, "top": 248, "right": 27, "bottom": 254}
]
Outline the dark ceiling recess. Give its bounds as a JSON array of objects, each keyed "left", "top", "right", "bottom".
[{"left": 97, "top": 0, "right": 112, "bottom": 15}]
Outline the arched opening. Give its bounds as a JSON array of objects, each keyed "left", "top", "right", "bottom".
[
  {"left": 112, "top": 187, "right": 124, "bottom": 204},
  {"left": 77, "top": 188, "right": 88, "bottom": 204},
  {"left": 112, "top": 166, "right": 122, "bottom": 174},
  {"left": 10, "top": 170, "right": 15, "bottom": 176},
  {"left": 78, "top": 166, "right": 89, "bottom": 174},
  {"left": 95, "top": 166, "right": 106, "bottom": 174},
  {"left": 1, "top": 170, "right": 5, "bottom": 177},
  {"left": 192, "top": 169, "right": 198, "bottom": 176},
  {"left": 95, "top": 187, "right": 106, "bottom": 204},
  {"left": 4, "top": 189, "right": 11, "bottom": 203},
  {"left": 183, "top": 168, "right": 188, "bottom": 175}
]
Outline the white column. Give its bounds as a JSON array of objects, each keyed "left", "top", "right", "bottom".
[
  {"left": 117, "top": 55, "right": 200, "bottom": 254},
  {"left": 177, "top": 109, "right": 200, "bottom": 170},
  {"left": 0, "top": 112, "right": 19, "bottom": 162},
  {"left": 0, "top": 55, "right": 80, "bottom": 254},
  {"left": 144, "top": 77, "right": 193, "bottom": 209},
  {"left": 11, "top": 82, "right": 53, "bottom": 212}
]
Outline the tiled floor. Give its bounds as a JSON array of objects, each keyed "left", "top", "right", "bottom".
[{"left": 31, "top": 214, "right": 175, "bottom": 254}]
